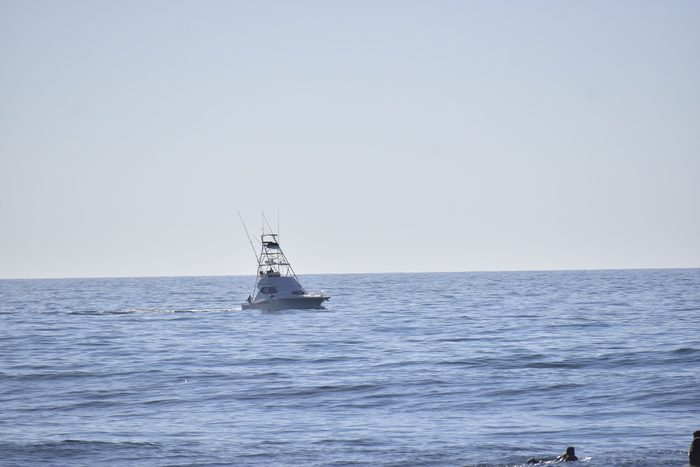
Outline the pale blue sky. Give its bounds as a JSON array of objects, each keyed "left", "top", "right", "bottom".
[{"left": 1, "top": 0, "right": 699, "bottom": 279}]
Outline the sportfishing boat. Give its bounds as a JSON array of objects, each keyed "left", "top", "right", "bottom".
[{"left": 241, "top": 231, "right": 330, "bottom": 310}]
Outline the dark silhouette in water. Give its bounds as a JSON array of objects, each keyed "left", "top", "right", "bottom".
[
  {"left": 526, "top": 457, "right": 539, "bottom": 464},
  {"left": 690, "top": 430, "right": 700, "bottom": 467},
  {"left": 557, "top": 446, "right": 578, "bottom": 461}
]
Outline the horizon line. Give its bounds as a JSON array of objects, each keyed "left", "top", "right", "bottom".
[{"left": 2, "top": 266, "right": 698, "bottom": 281}]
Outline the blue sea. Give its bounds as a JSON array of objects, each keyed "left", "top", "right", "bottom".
[{"left": 1, "top": 269, "right": 699, "bottom": 467}]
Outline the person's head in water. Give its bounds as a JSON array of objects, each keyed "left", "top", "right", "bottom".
[
  {"left": 690, "top": 431, "right": 700, "bottom": 467},
  {"left": 558, "top": 446, "right": 578, "bottom": 461}
]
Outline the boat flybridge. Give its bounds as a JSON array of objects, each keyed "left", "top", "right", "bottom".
[{"left": 242, "top": 232, "right": 330, "bottom": 310}]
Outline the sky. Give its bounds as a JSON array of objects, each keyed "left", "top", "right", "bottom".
[{"left": 1, "top": 0, "right": 699, "bottom": 279}]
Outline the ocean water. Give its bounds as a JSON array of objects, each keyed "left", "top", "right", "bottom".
[{"left": 1, "top": 269, "right": 698, "bottom": 467}]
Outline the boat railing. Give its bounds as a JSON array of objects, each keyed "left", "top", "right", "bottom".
[{"left": 308, "top": 290, "right": 331, "bottom": 298}]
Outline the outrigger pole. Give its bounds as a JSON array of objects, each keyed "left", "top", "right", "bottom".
[
  {"left": 262, "top": 211, "right": 274, "bottom": 237},
  {"left": 237, "top": 211, "right": 258, "bottom": 264}
]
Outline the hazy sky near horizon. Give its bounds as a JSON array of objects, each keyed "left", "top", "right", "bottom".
[{"left": 1, "top": 0, "right": 699, "bottom": 279}]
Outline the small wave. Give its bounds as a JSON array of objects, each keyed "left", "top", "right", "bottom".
[
  {"left": 672, "top": 347, "right": 699, "bottom": 355},
  {"left": 16, "top": 308, "right": 237, "bottom": 315},
  {"left": 0, "top": 439, "right": 161, "bottom": 465}
]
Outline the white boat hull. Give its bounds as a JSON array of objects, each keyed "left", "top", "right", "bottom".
[{"left": 241, "top": 295, "right": 329, "bottom": 310}]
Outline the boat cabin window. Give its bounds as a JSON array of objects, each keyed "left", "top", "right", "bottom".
[{"left": 260, "top": 287, "right": 278, "bottom": 294}]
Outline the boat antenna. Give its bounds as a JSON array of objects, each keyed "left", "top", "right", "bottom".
[{"left": 237, "top": 211, "right": 258, "bottom": 263}]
